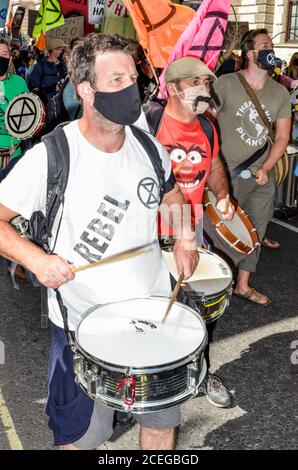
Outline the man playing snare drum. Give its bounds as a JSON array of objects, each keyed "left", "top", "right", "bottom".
[
  {"left": 146, "top": 57, "right": 234, "bottom": 408},
  {"left": 0, "top": 34, "right": 199, "bottom": 450}
]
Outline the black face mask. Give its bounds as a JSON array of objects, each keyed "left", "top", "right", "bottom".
[
  {"left": 0, "top": 57, "right": 10, "bottom": 76},
  {"left": 294, "top": 59, "right": 298, "bottom": 67},
  {"left": 92, "top": 83, "right": 142, "bottom": 125},
  {"left": 255, "top": 49, "right": 276, "bottom": 70}
]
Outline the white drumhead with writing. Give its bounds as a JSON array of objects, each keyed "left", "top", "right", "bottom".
[
  {"left": 163, "top": 248, "right": 232, "bottom": 296},
  {"left": 76, "top": 297, "right": 206, "bottom": 368}
]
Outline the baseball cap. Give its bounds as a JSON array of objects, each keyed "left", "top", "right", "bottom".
[
  {"left": 46, "top": 38, "right": 67, "bottom": 51},
  {"left": 165, "top": 57, "right": 217, "bottom": 83}
]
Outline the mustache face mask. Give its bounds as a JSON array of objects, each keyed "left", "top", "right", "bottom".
[{"left": 175, "top": 84, "right": 211, "bottom": 115}]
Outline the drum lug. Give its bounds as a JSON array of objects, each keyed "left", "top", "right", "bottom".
[
  {"left": 73, "top": 354, "right": 83, "bottom": 384},
  {"left": 117, "top": 376, "right": 136, "bottom": 407},
  {"left": 86, "top": 370, "right": 101, "bottom": 396},
  {"left": 188, "top": 360, "right": 200, "bottom": 393}
]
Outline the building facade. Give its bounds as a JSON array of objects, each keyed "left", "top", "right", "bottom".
[{"left": 231, "top": 0, "right": 298, "bottom": 62}]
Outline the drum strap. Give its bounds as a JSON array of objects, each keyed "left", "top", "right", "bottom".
[
  {"left": 229, "top": 141, "right": 269, "bottom": 179},
  {"left": 54, "top": 288, "right": 73, "bottom": 345},
  {"left": 130, "top": 124, "right": 176, "bottom": 200}
]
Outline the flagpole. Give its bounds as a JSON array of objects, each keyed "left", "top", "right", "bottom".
[{"left": 143, "top": 47, "right": 160, "bottom": 89}]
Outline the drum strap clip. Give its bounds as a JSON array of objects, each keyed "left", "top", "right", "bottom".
[
  {"left": 117, "top": 376, "right": 136, "bottom": 406},
  {"left": 54, "top": 288, "right": 74, "bottom": 346}
]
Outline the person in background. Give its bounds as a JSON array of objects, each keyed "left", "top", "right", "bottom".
[
  {"left": 287, "top": 52, "right": 298, "bottom": 80},
  {"left": 215, "top": 53, "right": 241, "bottom": 77},
  {"left": 0, "top": 38, "right": 28, "bottom": 181},
  {"left": 213, "top": 29, "right": 291, "bottom": 305},
  {"left": 26, "top": 38, "right": 67, "bottom": 105},
  {"left": 0, "top": 38, "right": 29, "bottom": 279}
]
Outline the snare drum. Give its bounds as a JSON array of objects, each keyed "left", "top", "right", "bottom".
[
  {"left": 5, "top": 93, "right": 45, "bottom": 140},
  {"left": 163, "top": 248, "right": 233, "bottom": 323},
  {"left": 74, "top": 297, "right": 207, "bottom": 413},
  {"left": 203, "top": 188, "right": 260, "bottom": 264}
]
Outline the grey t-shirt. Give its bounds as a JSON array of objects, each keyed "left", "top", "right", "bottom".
[{"left": 212, "top": 72, "right": 291, "bottom": 172}]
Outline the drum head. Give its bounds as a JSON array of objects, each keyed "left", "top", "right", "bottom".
[
  {"left": 163, "top": 249, "right": 232, "bottom": 296},
  {"left": 76, "top": 297, "right": 206, "bottom": 368},
  {"left": 207, "top": 190, "right": 253, "bottom": 248},
  {"left": 5, "top": 93, "right": 44, "bottom": 139}
]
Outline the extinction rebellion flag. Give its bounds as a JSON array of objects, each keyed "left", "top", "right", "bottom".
[{"left": 32, "top": 0, "right": 65, "bottom": 38}]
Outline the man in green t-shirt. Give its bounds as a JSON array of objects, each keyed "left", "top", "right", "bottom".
[
  {"left": 213, "top": 29, "right": 291, "bottom": 306},
  {"left": 0, "top": 38, "right": 29, "bottom": 181}
]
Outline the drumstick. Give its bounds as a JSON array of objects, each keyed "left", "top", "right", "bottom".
[
  {"left": 224, "top": 194, "right": 230, "bottom": 214},
  {"left": 162, "top": 273, "right": 185, "bottom": 324},
  {"left": 71, "top": 241, "right": 156, "bottom": 274}
]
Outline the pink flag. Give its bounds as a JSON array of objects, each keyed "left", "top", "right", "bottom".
[{"left": 159, "top": 0, "right": 231, "bottom": 98}]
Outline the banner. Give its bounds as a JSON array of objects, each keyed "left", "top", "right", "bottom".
[
  {"left": 4, "top": 0, "right": 13, "bottom": 32},
  {"left": 88, "top": 0, "right": 105, "bottom": 25},
  {"left": 159, "top": 0, "right": 231, "bottom": 97},
  {"left": 11, "top": 6, "right": 25, "bottom": 38},
  {"left": 46, "top": 16, "right": 84, "bottom": 45},
  {"left": 0, "top": 0, "right": 8, "bottom": 29},
  {"left": 103, "top": 0, "right": 136, "bottom": 40},
  {"left": 223, "top": 21, "right": 249, "bottom": 50},
  {"left": 28, "top": 10, "right": 38, "bottom": 37},
  {"left": 60, "top": 0, "right": 94, "bottom": 34},
  {"left": 122, "top": 0, "right": 195, "bottom": 68},
  {"left": 33, "top": 0, "right": 65, "bottom": 38}
]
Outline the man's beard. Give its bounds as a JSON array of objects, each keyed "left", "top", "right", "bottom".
[{"left": 92, "top": 106, "right": 124, "bottom": 134}]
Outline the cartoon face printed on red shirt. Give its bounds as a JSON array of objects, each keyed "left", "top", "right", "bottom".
[
  {"left": 166, "top": 143, "right": 208, "bottom": 196},
  {"left": 157, "top": 113, "right": 218, "bottom": 209},
  {"left": 156, "top": 113, "right": 218, "bottom": 232}
]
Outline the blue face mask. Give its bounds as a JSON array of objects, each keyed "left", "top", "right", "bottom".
[{"left": 255, "top": 49, "right": 276, "bottom": 70}]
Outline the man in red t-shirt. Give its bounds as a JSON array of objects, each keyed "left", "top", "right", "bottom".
[
  {"left": 147, "top": 57, "right": 234, "bottom": 237},
  {"left": 146, "top": 57, "right": 234, "bottom": 409}
]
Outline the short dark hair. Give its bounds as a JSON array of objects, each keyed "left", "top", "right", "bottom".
[
  {"left": 240, "top": 28, "right": 269, "bottom": 69},
  {"left": 0, "top": 38, "right": 10, "bottom": 56},
  {"left": 68, "top": 33, "right": 136, "bottom": 100}
]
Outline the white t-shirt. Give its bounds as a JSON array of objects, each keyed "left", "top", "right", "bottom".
[{"left": 0, "top": 121, "right": 172, "bottom": 330}]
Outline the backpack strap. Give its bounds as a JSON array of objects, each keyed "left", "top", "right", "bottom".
[
  {"left": 41, "top": 126, "right": 70, "bottom": 241},
  {"left": 41, "top": 126, "right": 71, "bottom": 342},
  {"left": 145, "top": 99, "right": 166, "bottom": 136},
  {"left": 197, "top": 115, "right": 214, "bottom": 155},
  {"left": 130, "top": 125, "right": 175, "bottom": 201}
]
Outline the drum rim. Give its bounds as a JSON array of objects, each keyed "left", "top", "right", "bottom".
[
  {"left": 75, "top": 296, "right": 208, "bottom": 372},
  {"left": 164, "top": 247, "right": 233, "bottom": 296},
  {"left": 203, "top": 188, "right": 260, "bottom": 254},
  {"left": 4, "top": 92, "right": 45, "bottom": 140},
  {"left": 184, "top": 280, "right": 233, "bottom": 305}
]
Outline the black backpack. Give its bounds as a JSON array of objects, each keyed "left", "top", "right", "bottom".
[
  {"left": 45, "top": 77, "right": 81, "bottom": 134},
  {"left": 29, "top": 123, "right": 175, "bottom": 255}
]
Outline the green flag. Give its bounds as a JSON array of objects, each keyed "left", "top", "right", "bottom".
[{"left": 32, "top": 0, "right": 65, "bottom": 38}]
